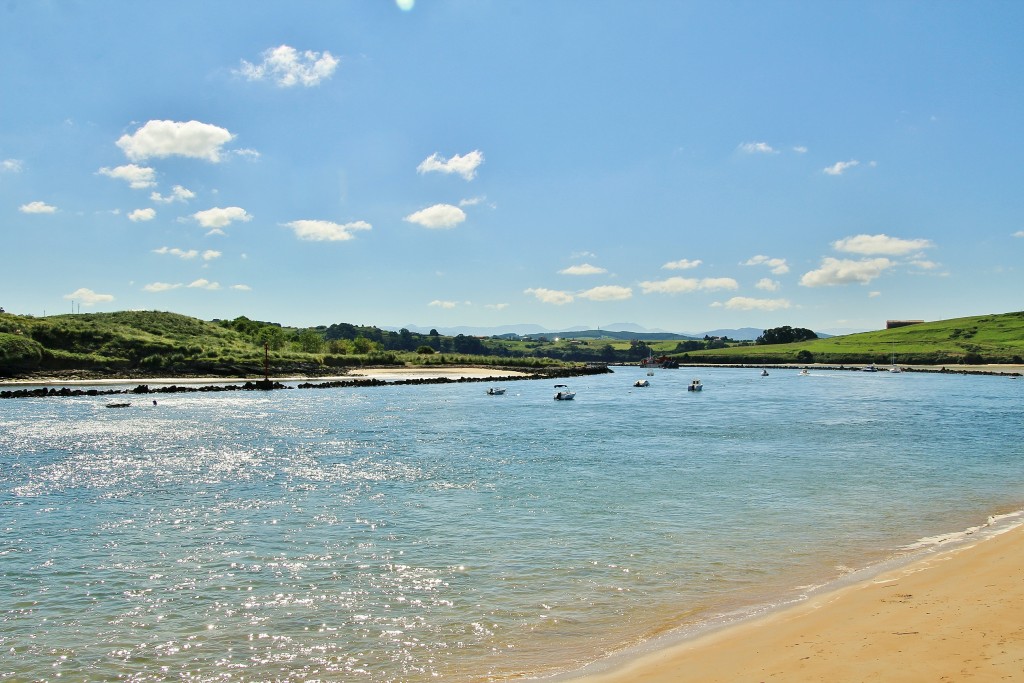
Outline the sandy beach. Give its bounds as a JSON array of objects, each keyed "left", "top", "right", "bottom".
[{"left": 572, "top": 523, "right": 1024, "bottom": 682}]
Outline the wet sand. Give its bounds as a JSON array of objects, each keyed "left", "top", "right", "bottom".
[{"left": 571, "top": 524, "right": 1024, "bottom": 682}]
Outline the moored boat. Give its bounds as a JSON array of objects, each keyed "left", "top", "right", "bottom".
[
  {"left": 687, "top": 379, "right": 703, "bottom": 392},
  {"left": 553, "top": 385, "right": 576, "bottom": 400}
]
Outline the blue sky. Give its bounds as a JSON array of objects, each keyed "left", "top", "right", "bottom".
[{"left": 2, "top": 1, "right": 1022, "bottom": 334}]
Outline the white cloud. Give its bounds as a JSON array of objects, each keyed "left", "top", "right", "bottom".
[
  {"left": 143, "top": 282, "right": 182, "bottom": 292},
  {"left": 151, "top": 185, "right": 195, "bottom": 203},
  {"left": 524, "top": 287, "right": 574, "bottom": 305},
  {"left": 404, "top": 204, "right": 466, "bottom": 229},
  {"left": 739, "top": 142, "right": 777, "bottom": 154},
  {"left": 639, "top": 277, "right": 738, "bottom": 295},
  {"left": 755, "top": 278, "right": 780, "bottom": 291},
  {"left": 231, "top": 284, "right": 252, "bottom": 291},
  {"left": 202, "top": 250, "right": 221, "bottom": 261},
  {"left": 909, "top": 259, "right": 940, "bottom": 270},
  {"left": 578, "top": 285, "right": 632, "bottom": 301},
  {"left": 793, "top": 146, "right": 808, "bottom": 154},
  {"left": 2, "top": 159, "right": 24, "bottom": 172},
  {"left": 743, "top": 254, "right": 790, "bottom": 274},
  {"left": 869, "top": 291, "right": 882, "bottom": 298},
  {"left": 238, "top": 45, "right": 339, "bottom": 87},
  {"left": 662, "top": 258, "right": 702, "bottom": 270},
  {"left": 640, "top": 277, "right": 699, "bottom": 294},
  {"left": 559, "top": 263, "right": 607, "bottom": 276},
  {"left": 719, "top": 296, "right": 792, "bottom": 311},
  {"left": 98, "top": 164, "right": 156, "bottom": 189},
  {"left": 429, "top": 300, "right": 457, "bottom": 309},
  {"left": 153, "top": 246, "right": 199, "bottom": 259},
  {"left": 1013, "top": 230, "right": 1024, "bottom": 238},
  {"left": 188, "top": 279, "right": 220, "bottom": 290},
  {"left": 799, "top": 257, "right": 894, "bottom": 287},
  {"left": 283, "top": 219, "right": 372, "bottom": 242},
  {"left": 417, "top": 150, "right": 484, "bottom": 180},
  {"left": 63, "top": 287, "right": 114, "bottom": 306},
  {"left": 485, "top": 303, "right": 509, "bottom": 310},
  {"left": 117, "top": 120, "right": 235, "bottom": 162},
  {"left": 193, "top": 206, "right": 252, "bottom": 229},
  {"left": 396, "top": 0, "right": 415, "bottom": 10},
  {"left": 20, "top": 201, "right": 57, "bottom": 214},
  {"left": 128, "top": 208, "right": 156, "bottom": 222},
  {"left": 823, "top": 159, "right": 859, "bottom": 176},
  {"left": 459, "top": 196, "right": 485, "bottom": 207},
  {"left": 832, "top": 234, "right": 934, "bottom": 255}
]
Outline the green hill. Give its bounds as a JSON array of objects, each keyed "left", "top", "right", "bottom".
[
  {"left": 680, "top": 312, "right": 1024, "bottom": 366},
  {"left": 2, "top": 309, "right": 1023, "bottom": 379}
]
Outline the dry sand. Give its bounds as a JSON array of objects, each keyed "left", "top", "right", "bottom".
[{"left": 571, "top": 524, "right": 1024, "bottom": 682}]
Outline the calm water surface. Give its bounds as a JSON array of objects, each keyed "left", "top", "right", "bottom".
[{"left": 1, "top": 367, "right": 1022, "bottom": 681}]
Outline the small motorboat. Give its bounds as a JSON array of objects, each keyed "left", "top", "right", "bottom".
[
  {"left": 687, "top": 379, "right": 703, "bottom": 392},
  {"left": 799, "top": 368, "right": 810, "bottom": 376},
  {"left": 486, "top": 387, "right": 506, "bottom": 395},
  {"left": 105, "top": 402, "right": 131, "bottom": 408},
  {"left": 553, "top": 385, "right": 576, "bottom": 400},
  {"left": 634, "top": 379, "right": 650, "bottom": 388},
  {"left": 760, "top": 368, "right": 769, "bottom": 377}
]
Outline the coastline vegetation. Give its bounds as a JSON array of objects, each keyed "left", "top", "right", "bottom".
[{"left": 1, "top": 309, "right": 1022, "bottom": 380}]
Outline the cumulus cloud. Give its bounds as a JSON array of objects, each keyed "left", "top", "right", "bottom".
[
  {"left": 202, "top": 250, "right": 221, "bottom": 261},
  {"left": 117, "top": 120, "right": 235, "bottom": 163},
  {"left": 524, "top": 287, "right": 574, "bottom": 305},
  {"left": 2, "top": 159, "right": 24, "bottom": 172},
  {"left": 283, "top": 219, "right": 372, "bottom": 242},
  {"left": 98, "top": 164, "right": 156, "bottom": 189},
  {"left": 717, "top": 296, "right": 792, "bottom": 311},
  {"left": 799, "top": 257, "right": 894, "bottom": 287},
  {"left": 143, "top": 282, "right": 182, "bottom": 292},
  {"left": 19, "top": 201, "right": 57, "bottom": 214},
  {"left": 238, "top": 45, "right": 339, "bottom": 87},
  {"left": 662, "top": 258, "right": 702, "bottom": 270},
  {"left": 639, "top": 277, "right": 738, "bottom": 295},
  {"left": 429, "top": 300, "right": 457, "bottom": 309},
  {"left": 151, "top": 185, "right": 195, "bottom": 203},
  {"left": 739, "top": 142, "right": 777, "bottom": 154},
  {"left": 231, "top": 284, "right": 252, "bottom": 291},
  {"left": 755, "top": 278, "right": 780, "bottom": 291},
  {"left": 1014, "top": 230, "right": 1024, "bottom": 238},
  {"left": 188, "top": 279, "right": 220, "bottom": 290},
  {"left": 63, "top": 287, "right": 114, "bottom": 306},
  {"left": 559, "top": 263, "right": 607, "bottom": 276},
  {"left": 153, "top": 246, "right": 199, "bottom": 259},
  {"left": 832, "top": 233, "right": 934, "bottom": 255},
  {"left": 404, "top": 204, "right": 466, "bottom": 229},
  {"left": 128, "top": 208, "right": 156, "bottom": 222},
  {"left": 417, "top": 150, "right": 484, "bottom": 180},
  {"left": 193, "top": 206, "right": 252, "bottom": 230},
  {"left": 578, "top": 285, "right": 632, "bottom": 301},
  {"left": 743, "top": 255, "right": 789, "bottom": 274},
  {"left": 823, "top": 160, "right": 859, "bottom": 176}
]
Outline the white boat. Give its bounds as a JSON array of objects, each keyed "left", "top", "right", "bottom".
[
  {"left": 634, "top": 379, "right": 650, "bottom": 388},
  {"left": 889, "top": 364, "right": 902, "bottom": 374},
  {"left": 799, "top": 368, "right": 809, "bottom": 376},
  {"left": 687, "top": 379, "right": 703, "bottom": 392},
  {"left": 862, "top": 364, "right": 877, "bottom": 372},
  {"left": 761, "top": 368, "right": 769, "bottom": 377},
  {"left": 486, "top": 387, "right": 506, "bottom": 395},
  {"left": 553, "top": 385, "right": 576, "bottom": 400}
]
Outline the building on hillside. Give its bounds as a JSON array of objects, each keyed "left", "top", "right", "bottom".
[{"left": 886, "top": 320, "right": 924, "bottom": 329}]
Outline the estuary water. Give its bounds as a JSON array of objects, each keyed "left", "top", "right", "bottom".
[{"left": 1, "top": 367, "right": 1022, "bottom": 682}]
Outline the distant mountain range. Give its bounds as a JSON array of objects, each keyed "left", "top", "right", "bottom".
[{"left": 388, "top": 323, "right": 770, "bottom": 341}]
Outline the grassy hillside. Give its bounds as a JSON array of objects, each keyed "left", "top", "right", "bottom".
[
  {"left": 2, "top": 309, "right": 1022, "bottom": 379},
  {"left": 680, "top": 312, "right": 1024, "bottom": 365}
]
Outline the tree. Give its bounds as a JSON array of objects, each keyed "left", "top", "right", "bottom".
[
  {"left": 294, "top": 328, "right": 325, "bottom": 353},
  {"left": 756, "top": 326, "right": 818, "bottom": 345}
]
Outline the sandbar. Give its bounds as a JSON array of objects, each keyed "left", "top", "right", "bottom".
[{"left": 570, "top": 522, "right": 1024, "bottom": 682}]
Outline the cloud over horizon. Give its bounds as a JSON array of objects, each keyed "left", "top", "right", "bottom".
[
  {"left": 117, "top": 120, "right": 236, "bottom": 163},
  {"left": 283, "top": 219, "right": 372, "bottom": 242}
]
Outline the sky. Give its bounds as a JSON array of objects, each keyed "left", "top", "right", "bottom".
[{"left": 2, "top": 1, "right": 1023, "bottom": 335}]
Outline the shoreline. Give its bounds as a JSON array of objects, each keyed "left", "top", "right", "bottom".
[{"left": 565, "top": 514, "right": 1024, "bottom": 682}]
